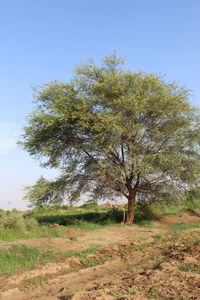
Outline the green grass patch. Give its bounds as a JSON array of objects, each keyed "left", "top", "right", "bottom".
[
  {"left": 134, "top": 219, "right": 153, "bottom": 226},
  {"left": 170, "top": 222, "right": 200, "bottom": 232},
  {"left": 132, "top": 242, "right": 153, "bottom": 251},
  {"left": 178, "top": 263, "right": 200, "bottom": 273},
  {"left": 0, "top": 226, "right": 66, "bottom": 241},
  {"left": 135, "top": 197, "right": 200, "bottom": 221},
  {"left": 69, "top": 221, "right": 123, "bottom": 232},
  {"left": 152, "top": 234, "right": 164, "bottom": 239},
  {"left": 83, "top": 255, "right": 111, "bottom": 267},
  {"left": 71, "top": 246, "right": 101, "bottom": 259},
  {"left": 34, "top": 208, "right": 124, "bottom": 226},
  {"left": 70, "top": 246, "right": 111, "bottom": 267},
  {"left": 0, "top": 244, "right": 54, "bottom": 276}
]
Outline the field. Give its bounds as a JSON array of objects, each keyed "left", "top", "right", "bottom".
[{"left": 0, "top": 200, "right": 200, "bottom": 300}]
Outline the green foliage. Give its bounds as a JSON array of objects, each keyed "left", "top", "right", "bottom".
[
  {"left": 80, "top": 202, "right": 98, "bottom": 209},
  {"left": 135, "top": 202, "right": 160, "bottom": 221},
  {"left": 34, "top": 208, "right": 123, "bottom": 226},
  {"left": 71, "top": 246, "right": 101, "bottom": 259},
  {"left": 0, "top": 209, "right": 66, "bottom": 241},
  {"left": 135, "top": 191, "right": 200, "bottom": 221},
  {"left": 28, "top": 204, "right": 105, "bottom": 218},
  {"left": 24, "top": 218, "right": 39, "bottom": 231},
  {"left": 0, "top": 206, "right": 122, "bottom": 241},
  {"left": 83, "top": 255, "right": 111, "bottom": 267},
  {"left": 0, "top": 211, "right": 26, "bottom": 232},
  {"left": 19, "top": 53, "right": 200, "bottom": 224},
  {"left": 0, "top": 197, "right": 200, "bottom": 242},
  {"left": 178, "top": 263, "right": 200, "bottom": 273},
  {"left": 26, "top": 205, "right": 124, "bottom": 231},
  {"left": 24, "top": 176, "right": 65, "bottom": 207},
  {"left": 0, "top": 245, "right": 54, "bottom": 276},
  {"left": 1, "top": 193, "right": 199, "bottom": 242},
  {"left": 170, "top": 222, "right": 200, "bottom": 232},
  {"left": 0, "top": 210, "right": 39, "bottom": 232},
  {"left": 0, "top": 224, "right": 66, "bottom": 242},
  {"left": 152, "top": 234, "right": 164, "bottom": 239},
  {"left": 185, "top": 186, "right": 200, "bottom": 203},
  {"left": 71, "top": 246, "right": 111, "bottom": 267}
]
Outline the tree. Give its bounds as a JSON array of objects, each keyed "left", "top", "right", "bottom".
[
  {"left": 20, "top": 54, "right": 200, "bottom": 224},
  {"left": 24, "top": 176, "right": 66, "bottom": 207}
]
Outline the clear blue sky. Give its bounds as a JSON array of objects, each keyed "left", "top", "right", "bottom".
[{"left": 0, "top": 0, "right": 200, "bottom": 210}]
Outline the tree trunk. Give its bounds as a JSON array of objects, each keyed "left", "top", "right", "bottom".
[{"left": 126, "top": 190, "right": 136, "bottom": 224}]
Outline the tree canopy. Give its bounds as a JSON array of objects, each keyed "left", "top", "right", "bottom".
[{"left": 20, "top": 54, "right": 200, "bottom": 223}]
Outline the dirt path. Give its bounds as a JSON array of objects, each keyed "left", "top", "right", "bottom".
[{"left": 0, "top": 213, "right": 200, "bottom": 300}]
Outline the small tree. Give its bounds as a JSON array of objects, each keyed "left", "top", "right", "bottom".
[{"left": 20, "top": 54, "right": 200, "bottom": 224}]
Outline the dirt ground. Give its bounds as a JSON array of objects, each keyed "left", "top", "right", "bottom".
[{"left": 0, "top": 213, "right": 200, "bottom": 300}]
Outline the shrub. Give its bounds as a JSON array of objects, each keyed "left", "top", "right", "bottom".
[
  {"left": 24, "top": 218, "right": 38, "bottom": 231},
  {"left": 0, "top": 212, "right": 25, "bottom": 232},
  {"left": 135, "top": 202, "right": 159, "bottom": 221},
  {"left": 0, "top": 209, "right": 6, "bottom": 216},
  {"left": 185, "top": 187, "right": 200, "bottom": 204}
]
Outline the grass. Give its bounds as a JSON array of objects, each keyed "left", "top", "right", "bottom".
[
  {"left": 0, "top": 195, "right": 199, "bottom": 242},
  {"left": 178, "top": 263, "right": 200, "bottom": 273},
  {"left": 0, "top": 244, "right": 54, "bottom": 276},
  {"left": 69, "top": 246, "right": 111, "bottom": 267},
  {"left": 0, "top": 243, "right": 107, "bottom": 278},
  {"left": 24, "top": 275, "right": 47, "bottom": 286},
  {"left": 34, "top": 208, "right": 124, "bottom": 226},
  {"left": 152, "top": 234, "right": 164, "bottom": 239},
  {"left": 135, "top": 199, "right": 200, "bottom": 220},
  {"left": 0, "top": 226, "right": 67, "bottom": 242},
  {"left": 134, "top": 219, "right": 153, "bottom": 226},
  {"left": 68, "top": 221, "right": 123, "bottom": 232},
  {"left": 0, "top": 206, "right": 124, "bottom": 242},
  {"left": 83, "top": 255, "right": 111, "bottom": 267},
  {"left": 132, "top": 242, "right": 153, "bottom": 251},
  {"left": 71, "top": 246, "right": 101, "bottom": 259},
  {"left": 170, "top": 222, "right": 200, "bottom": 232}
]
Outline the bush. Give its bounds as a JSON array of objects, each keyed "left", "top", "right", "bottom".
[
  {"left": 0, "top": 209, "right": 6, "bottom": 216},
  {"left": 135, "top": 202, "right": 160, "bottom": 221},
  {"left": 0, "top": 212, "right": 25, "bottom": 232},
  {"left": 24, "top": 218, "right": 38, "bottom": 231},
  {"left": 185, "top": 187, "right": 200, "bottom": 204},
  {"left": 0, "top": 210, "right": 41, "bottom": 233}
]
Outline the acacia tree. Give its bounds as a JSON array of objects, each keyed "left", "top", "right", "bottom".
[{"left": 20, "top": 54, "right": 200, "bottom": 224}]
